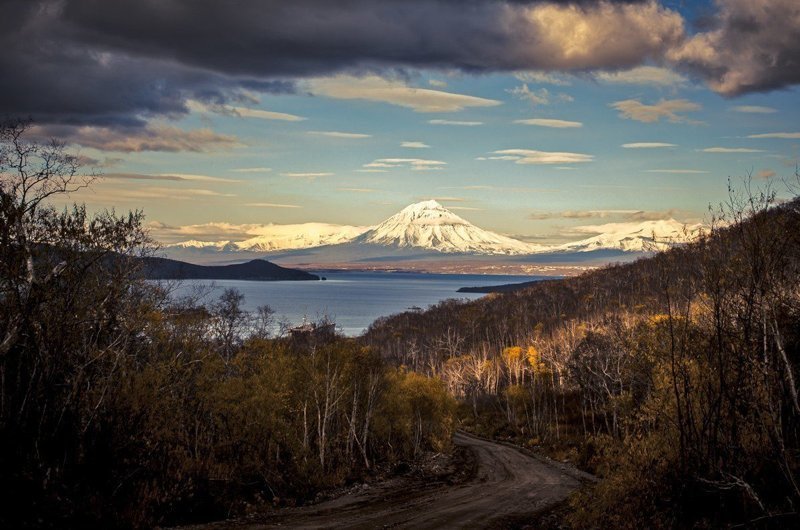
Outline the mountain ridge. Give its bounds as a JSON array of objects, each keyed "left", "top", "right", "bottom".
[
  {"left": 162, "top": 201, "right": 704, "bottom": 263},
  {"left": 556, "top": 218, "right": 706, "bottom": 253},
  {"left": 141, "top": 257, "right": 320, "bottom": 281}
]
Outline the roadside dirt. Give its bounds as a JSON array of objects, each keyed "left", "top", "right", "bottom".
[{"left": 191, "top": 431, "right": 586, "bottom": 529}]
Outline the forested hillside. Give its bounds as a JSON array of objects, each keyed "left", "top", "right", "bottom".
[
  {"left": 4, "top": 119, "right": 800, "bottom": 528},
  {"left": 0, "top": 120, "right": 455, "bottom": 528},
  {"left": 364, "top": 186, "right": 800, "bottom": 528}
]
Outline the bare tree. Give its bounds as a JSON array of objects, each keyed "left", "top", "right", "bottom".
[
  {"left": 0, "top": 119, "right": 98, "bottom": 355},
  {"left": 210, "top": 288, "right": 247, "bottom": 362}
]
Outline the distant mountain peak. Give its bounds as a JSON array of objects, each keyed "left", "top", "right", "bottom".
[
  {"left": 161, "top": 202, "right": 706, "bottom": 263},
  {"left": 406, "top": 199, "right": 442, "bottom": 209},
  {"left": 391, "top": 200, "right": 468, "bottom": 226},
  {"left": 557, "top": 218, "right": 705, "bottom": 252},
  {"left": 356, "top": 201, "right": 542, "bottom": 255},
  {"left": 400, "top": 199, "right": 445, "bottom": 214}
]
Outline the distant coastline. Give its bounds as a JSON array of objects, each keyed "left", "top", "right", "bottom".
[
  {"left": 457, "top": 278, "right": 556, "bottom": 294},
  {"left": 142, "top": 257, "right": 319, "bottom": 281}
]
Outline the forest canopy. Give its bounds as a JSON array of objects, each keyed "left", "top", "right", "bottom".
[
  {"left": 364, "top": 179, "right": 800, "bottom": 528},
  {"left": 0, "top": 120, "right": 455, "bottom": 527}
]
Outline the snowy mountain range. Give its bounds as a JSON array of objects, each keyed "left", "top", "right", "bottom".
[
  {"left": 168, "top": 223, "right": 367, "bottom": 254},
  {"left": 555, "top": 219, "right": 706, "bottom": 253},
  {"left": 162, "top": 200, "right": 703, "bottom": 264}
]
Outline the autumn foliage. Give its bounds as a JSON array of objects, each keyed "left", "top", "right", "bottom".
[
  {"left": 0, "top": 121, "right": 456, "bottom": 527},
  {"left": 365, "top": 181, "right": 800, "bottom": 527}
]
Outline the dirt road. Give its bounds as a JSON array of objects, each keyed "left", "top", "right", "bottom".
[{"left": 205, "top": 431, "right": 586, "bottom": 529}]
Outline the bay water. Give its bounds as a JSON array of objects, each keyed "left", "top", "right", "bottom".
[{"left": 171, "top": 271, "right": 544, "bottom": 336}]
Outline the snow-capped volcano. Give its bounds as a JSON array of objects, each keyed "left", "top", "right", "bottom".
[
  {"left": 355, "top": 200, "right": 544, "bottom": 255},
  {"left": 556, "top": 219, "right": 705, "bottom": 252},
  {"left": 161, "top": 201, "right": 706, "bottom": 266}
]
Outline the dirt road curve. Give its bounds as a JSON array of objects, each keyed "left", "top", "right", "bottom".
[{"left": 211, "top": 432, "right": 585, "bottom": 529}]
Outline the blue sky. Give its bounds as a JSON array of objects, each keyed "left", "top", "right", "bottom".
[
  {"left": 5, "top": 0, "right": 797, "bottom": 244},
  {"left": 74, "top": 68, "right": 799, "bottom": 243}
]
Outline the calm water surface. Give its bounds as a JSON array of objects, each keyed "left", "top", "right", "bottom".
[{"left": 173, "top": 271, "right": 545, "bottom": 336}]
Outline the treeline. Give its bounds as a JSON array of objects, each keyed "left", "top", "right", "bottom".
[
  {"left": 364, "top": 184, "right": 800, "bottom": 527},
  {"left": 0, "top": 120, "right": 455, "bottom": 527}
]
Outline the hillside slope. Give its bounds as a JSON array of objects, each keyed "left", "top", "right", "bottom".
[
  {"left": 142, "top": 257, "right": 319, "bottom": 281},
  {"left": 363, "top": 195, "right": 800, "bottom": 528}
]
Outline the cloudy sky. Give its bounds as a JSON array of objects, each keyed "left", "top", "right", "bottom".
[{"left": 4, "top": 0, "right": 799, "bottom": 244}]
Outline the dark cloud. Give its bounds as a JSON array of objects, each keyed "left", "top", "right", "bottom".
[
  {"left": 59, "top": 1, "right": 671, "bottom": 77},
  {"left": 0, "top": 0, "right": 682, "bottom": 127},
  {"left": 668, "top": 0, "right": 800, "bottom": 95},
  {"left": 2, "top": 0, "right": 797, "bottom": 131},
  {"left": 0, "top": 0, "right": 294, "bottom": 127}
]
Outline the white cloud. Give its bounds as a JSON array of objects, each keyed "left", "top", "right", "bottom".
[
  {"left": 514, "top": 118, "right": 582, "bottom": 128},
  {"left": 476, "top": 155, "right": 524, "bottom": 161},
  {"left": 428, "top": 119, "right": 483, "bottom": 126},
  {"left": 514, "top": 71, "right": 572, "bottom": 86},
  {"left": 228, "top": 106, "right": 305, "bottom": 122},
  {"left": 364, "top": 158, "right": 446, "bottom": 171},
  {"left": 148, "top": 221, "right": 256, "bottom": 240},
  {"left": 281, "top": 172, "right": 333, "bottom": 179},
  {"left": 401, "top": 141, "right": 431, "bottom": 148},
  {"left": 700, "top": 147, "right": 765, "bottom": 153},
  {"left": 74, "top": 185, "right": 236, "bottom": 203},
  {"left": 338, "top": 187, "right": 377, "bottom": 193},
  {"left": 610, "top": 98, "right": 702, "bottom": 124},
  {"left": 245, "top": 202, "right": 301, "bottom": 208},
  {"left": 149, "top": 221, "right": 367, "bottom": 244},
  {"left": 567, "top": 219, "right": 693, "bottom": 238},
  {"left": 32, "top": 123, "right": 242, "bottom": 153},
  {"left": 507, "top": 84, "right": 550, "bottom": 105},
  {"left": 308, "top": 75, "right": 501, "bottom": 112},
  {"left": 646, "top": 169, "right": 709, "bottom": 174},
  {"left": 622, "top": 142, "right": 677, "bottom": 149},
  {"left": 529, "top": 209, "right": 647, "bottom": 220},
  {"left": 136, "top": 187, "right": 235, "bottom": 198},
  {"left": 180, "top": 188, "right": 236, "bottom": 197},
  {"left": 748, "top": 132, "right": 800, "bottom": 139},
  {"left": 231, "top": 167, "right": 272, "bottom": 173},
  {"left": 423, "top": 196, "right": 465, "bottom": 202},
  {"left": 517, "top": 1, "right": 684, "bottom": 70},
  {"left": 187, "top": 100, "right": 306, "bottom": 121},
  {"left": 104, "top": 172, "right": 242, "bottom": 183},
  {"left": 507, "top": 85, "right": 573, "bottom": 106},
  {"left": 158, "top": 173, "right": 243, "bottom": 184},
  {"left": 595, "top": 66, "right": 687, "bottom": 87},
  {"left": 492, "top": 149, "right": 593, "bottom": 165},
  {"left": 731, "top": 105, "right": 777, "bottom": 114},
  {"left": 428, "top": 79, "right": 447, "bottom": 88},
  {"left": 308, "top": 131, "right": 372, "bottom": 139}
]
